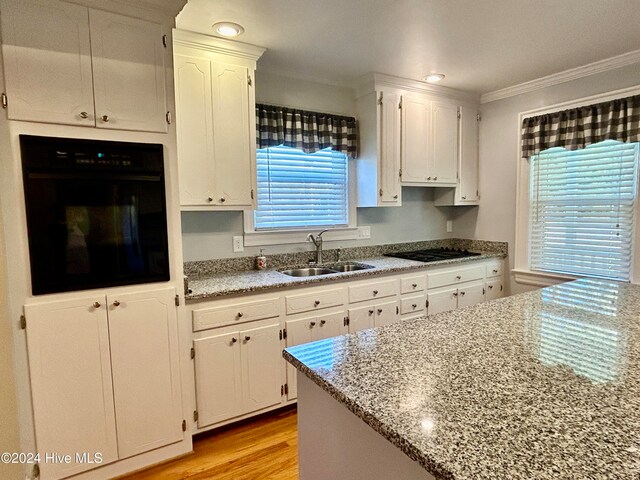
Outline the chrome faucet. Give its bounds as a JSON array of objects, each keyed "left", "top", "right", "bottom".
[{"left": 307, "top": 229, "right": 330, "bottom": 264}]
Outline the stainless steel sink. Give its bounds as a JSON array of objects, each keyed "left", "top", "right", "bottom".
[
  {"left": 278, "top": 262, "right": 374, "bottom": 277},
  {"left": 278, "top": 267, "right": 337, "bottom": 277}
]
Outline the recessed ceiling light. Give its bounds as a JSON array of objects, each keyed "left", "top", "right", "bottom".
[
  {"left": 212, "top": 22, "right": 245, "bottom": 37},
  {"left": 424, "top": 74, "right": 445, "bottom": 83}
]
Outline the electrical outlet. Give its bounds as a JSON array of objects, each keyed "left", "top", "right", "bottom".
[
  {"left": 357, "top": 226, "right": 371, "bottom": 239},
  {"left": 232, "top": 236, "right": 244, "bottom": 252},
  {"left": 446, "top": 220, "right": 453, "bottom": 233}
]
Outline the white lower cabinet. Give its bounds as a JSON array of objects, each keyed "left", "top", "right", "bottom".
[
  {"left": 24, "top": 287, "right": 182, "bottom": 480},
  {"left": 485, "top": 278, "right": 504, "bottom": 301},
  {"left": 194, "top": 322, "right": 282, "bottom": 429}
]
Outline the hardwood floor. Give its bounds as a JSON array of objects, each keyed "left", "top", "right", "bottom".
[{"left": 122, "top": 407, "right": 298, "bottom": 480}]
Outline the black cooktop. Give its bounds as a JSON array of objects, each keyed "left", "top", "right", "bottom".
[{"left": 385, "top": 248, "right": 482, "bottom": 263}]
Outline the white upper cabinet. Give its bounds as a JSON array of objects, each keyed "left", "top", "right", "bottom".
[
  {"left": 89, "top": 10, "right": 167, "bottom": 132},
  {"left": 430, "top": 100, "right": 459, "bottom": 185},
  {"left": 173, "top": 30, "right": 264, "bottom": 210},
  {"left": 401, "top": 95, "right": 431, "bottom": 183},
  {"left": 0, "top": 0, "right": 168, "bottom": 132}
]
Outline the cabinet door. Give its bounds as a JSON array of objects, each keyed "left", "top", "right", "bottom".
[
  {"left": 285, "top": 317, "right": 316, "bottom": 400},
  {"left": 485, "top": 278, "right": 504, "bottom": 301},
  {"left": 89, "top": 10, "right": 167, "bottom": 132},
  {"left": 431, "top": 101, "right": 459, "bottom": 185},
  {"left": 378, "top": 90, "right": 402, "bottom": 204},
  {"left": 0, "top": 0, "right": 95, "bottom": 126},
  {"left": 240, "top": 323, "right": 283, "bottom": 414},
  {"left": 401, "top": 95, "right": 430, "bottom": 183},
  {"left": 457, "top": 281, "right": 486, "bottom": 309},
  {"left": 314, "top": 311, "right": 348, "bottom": 340},
  {"left": 374, "top": 300, "right": 400, "bottom": 327},
  {"left": 107, "top": 288, "right": 182, "bottom": 459},
  {"left": 24, "top": 297, "right": 118, "bottom": 480},
  {"left": 458, "top": 106, "right": 480, "bottom": 202},
  {"left": 175, "top": 55, "right": 216, "bottom": 206},
  {"left": 348, "top": 304, "right": 375, "bottom": 333},
  {"left": 210, "top": 61, "right": 253, "bottom": 206},
  {"left": 194, "top": 331, "right": 242, "bottom": 428},
  {"left": 427, "top": 287, "right": 458, "bottom": 315}
]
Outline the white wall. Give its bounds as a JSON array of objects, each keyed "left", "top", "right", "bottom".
[
  {"left": 181, "top": 71, "right": 469, "bottom": 261},
  {"left": 474, "top": 62, "right": 640, "bottom": 295}
]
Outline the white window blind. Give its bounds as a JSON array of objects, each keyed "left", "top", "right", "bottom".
[
  {"left": 529, "top": 140, "right": 639, "bottom": 281},
  {"left": 254, "top": 146, "right": 348, "bottom": 230}
]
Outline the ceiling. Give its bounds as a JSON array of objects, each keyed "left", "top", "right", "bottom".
[{"left": 176, "top": 0, "right": 640, "bottom": 95}]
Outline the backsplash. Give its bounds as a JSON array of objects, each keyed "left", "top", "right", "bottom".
[{"left": 184, "top": 238, "right": 507, "bottom": 277}]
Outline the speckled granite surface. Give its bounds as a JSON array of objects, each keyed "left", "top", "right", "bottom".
[
  {"left": 185, "top": 239, "right": 507, "bottom": 301},
  {"left": 184, "top": 238, "right": 508, "bottom": 277},
  {"left": 185, "top": 252, "right": 504, "bottom": 302},
  {"left": 284, "top": 278, "right": 640, "bottom": 480}
]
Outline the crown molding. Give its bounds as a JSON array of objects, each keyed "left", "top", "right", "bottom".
[
  {"left": 481, "top": 49, "right": 640, "bottom": 104},
  {"left": 65, "top": 0, "right": 187, "bottom": 19},
  {"left": 173, "top": 29, "right": 266, "bottom": 61},
  {"left": 354, "top": 73, "right": 480, "bottom": 103}
]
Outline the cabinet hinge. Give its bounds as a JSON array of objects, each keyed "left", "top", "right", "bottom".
[
  {"left": 279, "top": 329, "right": 283, "bottom": 341},
  {"left": 476, "top": 189, "right": 479, "bottom": 198},
  {"left": 379, "top": 188, "right": 383, "bottom": 197},
  {"left": 483, "top": 288, "right": 486, "bottom": 295},
  {"left": 343, "top": 316, "right": 349, "bottom": 327},
  {"left": 19, "top": 315, "right": 26, "bottom": 330},
  {"left": 175, "top": 294, "right": 180, "bottom": 307},
  {"left": 396, "top": 306, "right": 399, "bottom": 315},
  {"left": 282, "top": 328, "right": 287, "bottom": 339},
  {"left": 284, "top": 383, "right": 289, "bottom": 395},
  {"left": 399, "top": 168, "right": 402, "bottom": 178},
  {"left": 457, "top": 109, "right": 461, "bottom": 119},
  {"left": 193, "top": 410, "right": 199, "bottom": 422},
  {"left": 251, "top": 189, "right": 254, "bottom": 200},
  {"left": 182, "top": 419, "right": 187, "bottom": 432},
  {"left": 281, "top": 385, "right": 284, "bottom": 396},
  {"left": 399, "top": 96, "right": 403, "bottom": 109},
  {"left": 247, "top": 74, "right": 253, "bottom": 87},
  {"left": 162, "top": 34, "right": 167, "bottom": 48},
  {"left": 32, "top": 463, "right": 40, "bottom": 478},
  {"left": 426, "top": 299, "right": 429, "bottom": 308},
  {"left": 166, "top": 111, "right": 172, "bottom": 125},
  {"left": 500, "top": 284, "right": 503, "bottom": 292},
  {"left": 1, "top": 93, "right": 7, "bottom": 109},
  {"left": 477, "top": 113, "right": 481, "bottom": 121},
  {"left": 190, "top": 347, "right": 195, "bottom": 360},
  {"left": 378, "top": 91, "right": 383, "bottom": 105}
]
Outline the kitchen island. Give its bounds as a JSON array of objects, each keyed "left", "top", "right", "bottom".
[{"left": 284, "top": 278, "right": 640, "bottom": 479}]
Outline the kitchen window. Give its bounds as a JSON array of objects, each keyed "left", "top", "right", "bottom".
[
  {"left": 254, "top": 146, "right": 349, "bottom": 230},
  {"left": 529, "top": 140, "right": 639, "bottom": 281}
]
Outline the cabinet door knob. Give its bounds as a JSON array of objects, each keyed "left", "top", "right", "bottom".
[
  {"left": 462, "top": 196, "right": 467, "bottom": 199},
  {"left": 314, "top": 300, "right": 320, "bottom": 306},
  {"left": 412, "top": 283, "right": 417, "bottom": 288},
  {"left": 493, "top": 269, "right": 499, "bottom": 273},
  {"left": 368, "top": 309, "right": 374, "bottom": 315},
  {"left": 92, "top": 302, "right": 101, "bottom": 309},
  {"left": 101, "top": 115, "right": 110, "bottom": 122},
  {"left": 434, "top": 176, "right": 438, "bottom": 181},
  {"left": 372, "top": 290, "right": 378, "bottom": 295},
  {"left": 393, "top": 194, "right": 398, "bottom": 199},
  {"left": 456, "top": 275, "right": 462, "bottom": 280},
  {"left": 237, "top": 312, "right": 244, "bottom": 318},
  {"left": 377, "top": 308, "right": 383, "bottom": 314},
  {"left": 112, "top": 300, "right": 120, "bottom": 307},
  {"left": 244, "top": 336, "right": 251, "bottom": 342},
  {"left": 231, "top": 337, "right": 237, "bottom": 344},
  {"left": 220, "top": 197, "right": 226, "bottom": 203},
  {"left": 460, "top": 291, "right": 466, "bottom": 296},
  {"left": 488, "top": 285, "right": 494, "bottom": 289},
  {"left": 427, "top": 176, "right": 432, "bottom": 180},
  {"left": 320, "top": 320, "right": 326, "bottom": 326},
  {"left": 207, "top": 197, "right": 213, "bottom": 202},
  {"left": 453, "top": 292, "right": 458, "bottom": 297},
  {"left": 310, "top": 321, "right": 316, "bottom": 327},
  {"left": 80, "top": 111, "right": 89, "bottom": 119},
  {"left": 412, "top": 303, "right": 417, "bottom": 309}
]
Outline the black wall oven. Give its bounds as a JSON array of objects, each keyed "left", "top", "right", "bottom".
[{"left": 21, "top": 135, "right": 170, "bottom": 295}]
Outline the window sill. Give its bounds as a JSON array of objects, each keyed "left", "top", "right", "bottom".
[
  {"left": 243, "top": 227, "right": 361, "bottom": 247},
  {"left": 512, "top": 268, "right": 578, "bottom": 287}
]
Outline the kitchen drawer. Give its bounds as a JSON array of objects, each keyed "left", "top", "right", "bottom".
[
  {"left": 427, "top": 264, "right": 484, "bottom": 289},
  {"left": 485, "top": 259, "right": 504, "bottom": 278},
  {"left": 400, "top": 294, "right": 426, "bottom": 315},
  {"left": 193, "top": 297, "right": 281, "bottom": 332},
  {"left": 349, "top": 278, "right": 399, "bottom": 304},
  {"left": 285, "top": 287, "right": 346, "bottom": 315},
  {"left": 400, "top": 275, "right": 426, "bottom": 294}
]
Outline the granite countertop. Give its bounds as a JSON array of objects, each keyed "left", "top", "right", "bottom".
[
  {"left": 284, "top": 278, "right": 640, "bottom": 479},
  {"left": 185, "top": 251, "right": 504, "bottom": 302}
]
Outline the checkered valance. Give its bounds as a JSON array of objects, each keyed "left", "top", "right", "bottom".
[
  {"left": 256, "top": 104, "right": 358, "bottom": 159},
  {"left": 521, "top": 94, "right": 640, "bottom": 158}
]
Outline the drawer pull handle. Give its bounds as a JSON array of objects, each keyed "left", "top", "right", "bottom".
[
  {"left": 220, "top": 197, "right": 226, "bottom": 203},
  {"left": 244, "top": 336, "right": 251, "bottom": 342},
  {"left": 456, "top": 275, "right": 462, "bottom": 280},
  {"left": 92, "top": 302, "right": 101, "bottom": 309},
  {"left": 368, "top": 309, "right": 374, "bottom": 315},
  {"left": 112, "top": 300, "right": 120, "bottom": 307},
  {"left": 460, "top": 291, "right": 466, "bottom": 296},
  {"left": 412, "top": 303, "right": 417, "bottom": 309},
  {"left": 80, "top": 111, "right": 89, "bottom": 119},
  {"left": 412, "top": 283, "right": 417, "bottom": 288},
  {"left": 488, "top": 285, "right": 493, "bottom": 289},
  {"left": 314, "top": 300, "right": 320, "bottom": 306},
  {"left": 101, "top": 114, "right": 110, "bottom": 122},
  {"left": 231, "top": 337, "right": 237, "bottom": 344},
  {"left": 372, "top": 290, "right": 379, "bottom": 295},
  {"left": 237, "top": 312, "right": 244, "bottom": 318},
  {"left": 453, "top": 292, "right": 458, "bottom": 297},
  {"left": 377, "top": 308, "right": 383, "bottom": 314},
  {"left": 320, "top": 320, "right": 326, "bottom": 326},
  {"left": 493, "top": 269, "right": 499, "bottom": 273},
  {"left": 310, "top": 321, "right": 316, "bottom": 327},
  {"left": 207, "top": 197, "right": 213, "bottom": 202}
]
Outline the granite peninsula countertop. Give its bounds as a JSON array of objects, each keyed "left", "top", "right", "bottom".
[
  {"left": 284, "top": 278, "right": 640, "bottom": 480},
  {"left": 185, "top": 251, "right": 504, "bottom": 302}
]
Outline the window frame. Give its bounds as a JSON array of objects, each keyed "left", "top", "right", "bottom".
[
  {"left": 514, "top": 85, "right": 640, "bottom": 287},
  {"left": 243, "top": 148, "right": 359, "bottom": 247}
]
